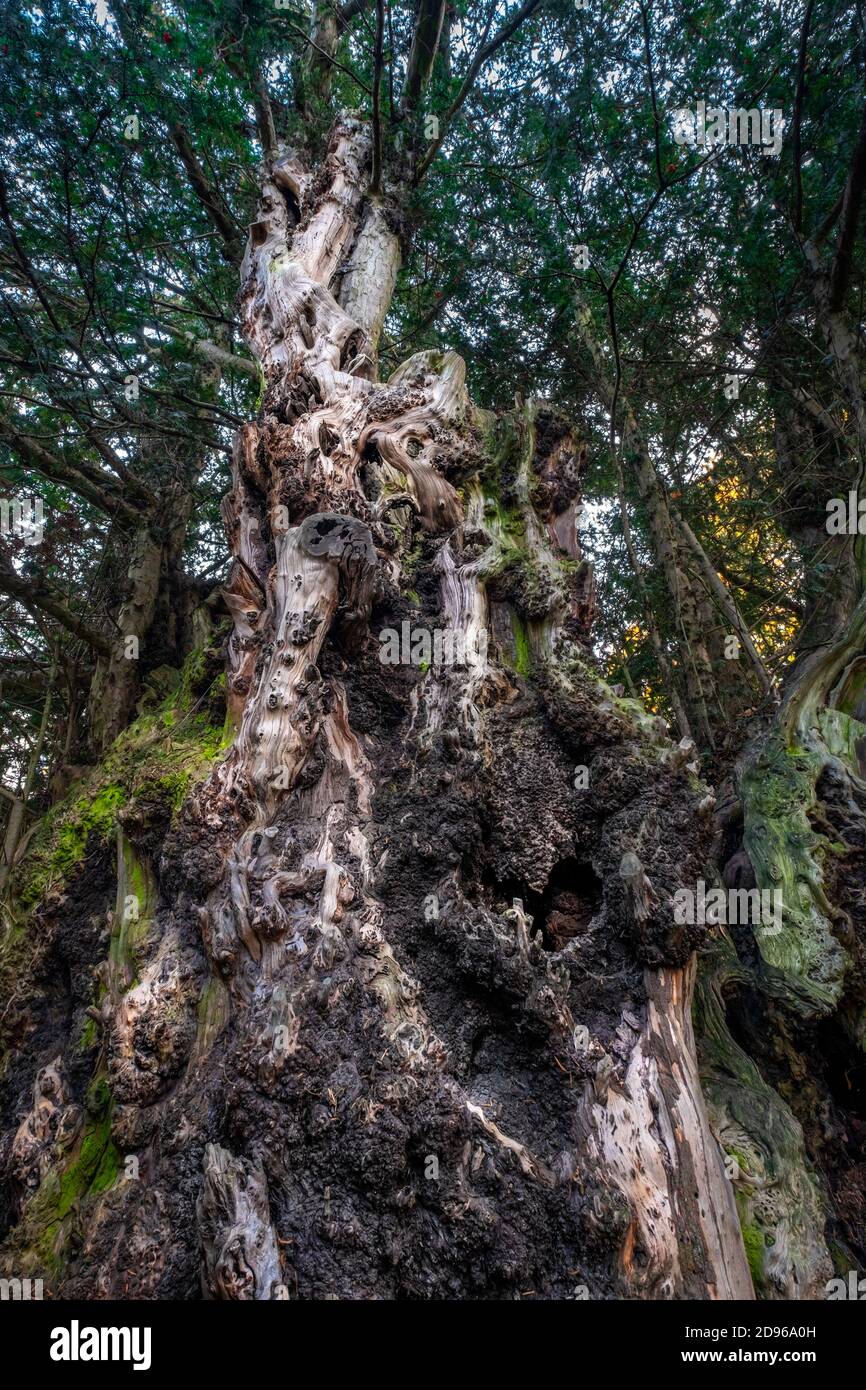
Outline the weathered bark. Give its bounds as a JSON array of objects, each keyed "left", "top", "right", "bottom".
[
  {"left": 0, "top": 116, "right": 756, "bottom": 1300},
  {"left": 696, "top": 588, "right": 866, "bottom": 1295}
]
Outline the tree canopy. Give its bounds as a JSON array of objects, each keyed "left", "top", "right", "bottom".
[{"left": 1, "top": 0, "right": 865, "bottom": 785}]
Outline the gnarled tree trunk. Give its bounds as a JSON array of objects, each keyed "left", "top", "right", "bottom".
[{"left": 0, "top": 116, "right": 753, "bottom": 1300}]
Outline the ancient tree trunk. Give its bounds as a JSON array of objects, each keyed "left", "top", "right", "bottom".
[{"left": 0, "top": 118, "right": 753, "bottom": 1299}]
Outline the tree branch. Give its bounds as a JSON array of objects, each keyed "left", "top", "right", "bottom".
[
  {"left": 0, "top": 561, "right": 112, "bottom": 658},
  {"left": 249, "top": 65, "right": 279, "bottom": 165},
  {"left": 401, "top": 0, "right": 447, "bottom": 115},
  {"left": 291, "top": 9, "right": 372, "bottom": 100},
  {"left": 414, "top": 0, "right": 543, "bottom": 183},
  {"left": 0, "top": 412, "right": 142, "bottom": 524},
  {"left": 790, "top": 0, "right": 814, "bottom": 234},
  {"left": 369, "top": 0, "right": 386, "bottom": 194},
  {"left": 168, "top": 124, "right": 244, "bottom": 263},
  {"left": 828, "top": 98, "right": 866, "bottom": 311}
]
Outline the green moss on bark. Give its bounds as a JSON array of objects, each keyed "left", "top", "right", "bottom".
[
  {"left": 10, "top": 681, "right": 228, "bottom": 922},
  {"left": 742, "top": 702, "right": 866, "bottom": 1026},
  {"left": 5, "top": 1071, "right": 120, "bottom": 1280},
  {"left": 694, "top": 933, "right": 833, "bottom": 1297},
  {"left": 738, "top": 1215, "right": 766, "bottom": 1291}
]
